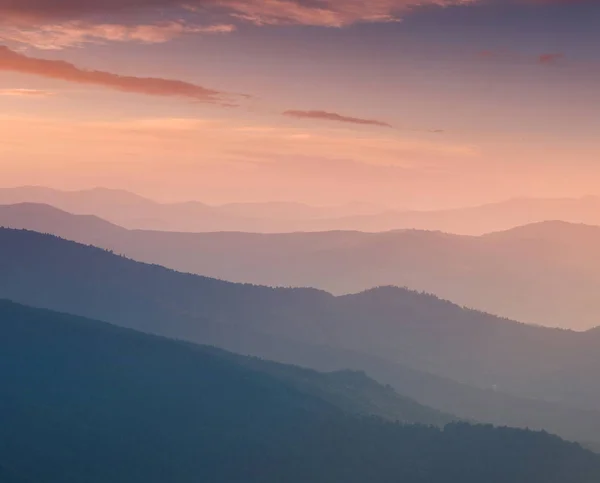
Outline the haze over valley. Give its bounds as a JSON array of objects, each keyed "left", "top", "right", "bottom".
[{"left": 3, "top": 186, "right": 600, "bottom": 235}]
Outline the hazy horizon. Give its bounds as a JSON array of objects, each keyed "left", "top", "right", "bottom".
[{"left": 3, "top": 183, "right": 600, "bottom": 211}]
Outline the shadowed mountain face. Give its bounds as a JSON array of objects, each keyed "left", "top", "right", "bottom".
[
  {"left": 0, "top": 300, "right": 454, "bottom": 428},
  {"left": 4, "top": 228, "right": 600, "bottom": 445},
  {"left": 3, "top": 186, "right": 600, "bottom": 234},
  {"left": 2, "top": 300, "right": 600, "bottom": 483},
  {"left": 2, "top": 203, "right": 600, "bottom": 330}
]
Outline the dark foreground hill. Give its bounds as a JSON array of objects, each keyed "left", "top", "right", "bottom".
[
  {"left": 4, "top": 229, "right": 600, "bottom": 444},
  {"left": 1, "top": 300, "right": 599, "bottom": 483},
  {"left": 3, "top": 203, "right": 600, "bottom": 330}
]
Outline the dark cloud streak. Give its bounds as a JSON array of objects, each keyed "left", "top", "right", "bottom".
[
  {"left": 477, "top": 50, "right": 567, "bottom": 66},
  {"left": 284, "top": 110, "right": 393, "bottom": 128}
]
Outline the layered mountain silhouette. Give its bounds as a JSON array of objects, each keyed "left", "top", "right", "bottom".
[
  {"left": 3, "top": 228, "right": 600, "bottom": 444},
  {"left": 0, "top": 186, "right": 384, "bottom": 232},
  {"left": 3, "top": 186, "right": 600, "bottom": 234},
  {"left": 2, "top": 299, "right": 600, "bottom": 483},
  {"left": 2, "top": 202, "right": 600, "bottom": 329},
  {"left": 0, "top": 300, "right": 453, "bottom": 427}
]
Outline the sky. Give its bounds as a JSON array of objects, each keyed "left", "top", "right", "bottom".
[{"left": 0, "top": 0, "right": 599, "bottom": 208}]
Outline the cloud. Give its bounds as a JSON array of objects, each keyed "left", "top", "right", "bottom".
[
  {"left": 0, "top": 0, "right": 477, "bottom": 29},
  {"left": 477, "top": 50, "right": 567, "bottom": 66},
  {"left": 0, "top": 88, "right": 55, "bottom": 97},
  {"left": 284, "top": 110, "right": 392, "bottom": 128},
  {"left": 0, "top": 21, "right": 235, "bottom": 50},
  {"left": 0, "top": 0, "right": 476, "bottom": 49},
  {"left": 215, "top": 0, "right": 405, "bottom": 27},
  {"left": 0, "top": 45, "right": 235, "bottom": 104},
  {"left": 0, "top": 114, "right": 476, "bottom": 173},
  {"left": 538, "top": 53, "right": 564, "bottom": 65}
]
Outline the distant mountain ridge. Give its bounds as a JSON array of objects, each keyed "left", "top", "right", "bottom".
[
  {"left": 0, "top": 186, "right": 386, "bottom": 232},
  {"left": 5, "top": 227, "right": 600, "bottom": 446},
  {"left": 3, "top": 186, "right": 600, "bottom": 234},
  {"left": 2, "top": 202, "right": 600, "bottom": 329}
]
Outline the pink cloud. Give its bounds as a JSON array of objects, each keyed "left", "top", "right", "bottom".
[
  {"left": 0, "top": 0, "right": 477, "bottom": 50},
  {"left": 0, "top": 0, "right": 477, "bottom": 28},
  {"left": 0, "top": 45, "right": 234, "bottom": 103},
  {"left": 284, "top": 110, "right": 392, "bottom": 128},
  {"left": 0, "top": 21, "right": 235, "bottom": 49},
  {"left": 0, "top": 88, "right": 55, "bottom": 97}
]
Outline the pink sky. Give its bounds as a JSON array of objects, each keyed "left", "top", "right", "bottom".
[{"left": 0, "top": 0, "right": 598, "bottom": 207}]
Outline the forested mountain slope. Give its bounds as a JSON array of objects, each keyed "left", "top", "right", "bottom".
[
  {"left": 3, "top": 228, "right": 600, "bottom": 443},
  {"left": 1, "top": 300, "right": 599, "bottom": 483}
]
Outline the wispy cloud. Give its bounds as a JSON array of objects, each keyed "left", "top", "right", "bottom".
[
  {"left": 0, "top": 0, "right": 479, "bottom": 50},
  {"left": 0, "top": 45, "right": 237, "bottom": 104},
  {"left": 538, "top": 53, "right": 564, "bottom": 65},
  {"left": 0, "top": 88, "right": 55, "bottom": 97},
  {"left": 284, "top": 110, "right": 393, "bottom": 128},
  {"left": 0, "top": 21, "right": 235, "bottom": 50},
  {"left": 478, "top": 50, "right": 568, "bottom": 66},
  {"left": 0, "top": 114, "right": 476, "bottom": 171},
  {"left": 0, "top": 0, "right": 477, "bottom": 29}
]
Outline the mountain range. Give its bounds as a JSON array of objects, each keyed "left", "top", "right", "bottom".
[
  {"left": 3, "top": 300, "right": 599, "bottom": 483},
  {"left": 4, "top": 228, "right": 600, "bottom": 446},
  {"left": 3, "top": 186, "right": 600, "bottom": 234},
  {"left": 0, "top": 186, "right": 384, "bottom": 232},
  {"left": 2, "top": 202, "right": 599, "bottom": 329}
]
